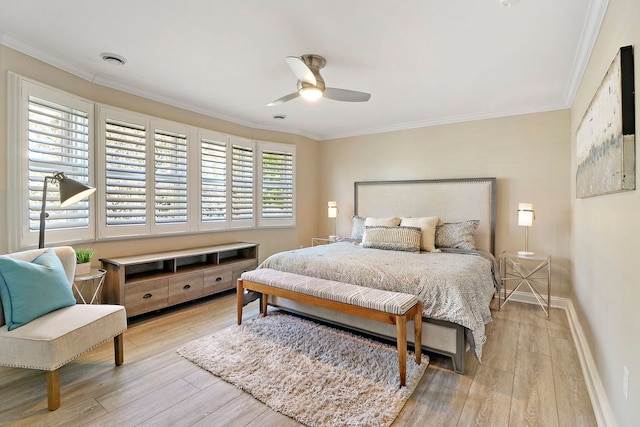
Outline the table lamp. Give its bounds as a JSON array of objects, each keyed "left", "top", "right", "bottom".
[
  {"left": 517, "top": 202, "right": 535, "bottom": 256},
  {"left": 328, "top": 201, "right": 338, "bottom": 240}
]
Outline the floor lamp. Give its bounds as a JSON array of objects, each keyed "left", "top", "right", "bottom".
[{"left": 39, "top": 172, "right": 96, "bottom": 249}]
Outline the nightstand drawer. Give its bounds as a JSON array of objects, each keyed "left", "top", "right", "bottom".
[
  {"left": 125, "top": 278, "right": 169, "bottom": 316},
  {"left": 168, "top": 272, "right": 204, "bottom": 305},
  {"left": 203, "top": 266, "right": 233, "bottom": 295}
]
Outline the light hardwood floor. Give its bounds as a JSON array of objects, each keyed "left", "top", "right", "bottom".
[{"left": 0, "top": 292, "right": 597, "bottom": 426}]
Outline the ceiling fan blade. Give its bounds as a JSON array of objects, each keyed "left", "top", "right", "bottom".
[
  {"left": 324, "top": 87, "right": 371, "bottom": 102},
  {"left": 285, "top": 56, "right": 316, "bottom": 85},
  {"left": 267, "top": 92, "right": 300, "bottom": 106}
]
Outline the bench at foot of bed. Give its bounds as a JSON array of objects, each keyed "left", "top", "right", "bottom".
[{"left": 237, "top": 268, "right": 422, "bottom": 387}]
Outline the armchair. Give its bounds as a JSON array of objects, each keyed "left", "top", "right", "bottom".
[{"left": 0, "top": 246, "right": 127, "bottom": 410}]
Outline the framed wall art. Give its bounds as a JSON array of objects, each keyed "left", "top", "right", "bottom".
[{"left": 576, "top": 45, "right": 635, "bottom": 199}]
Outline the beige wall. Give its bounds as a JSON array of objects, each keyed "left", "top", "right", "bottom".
[
  {"left": 319, "top": 111, "right": 573, "bottom": 295},
  {"left": 0, "top": 45, "right": 320, "bottom": 262},
  {"left": 571, "top": 0, "right": 640, "bottom": 425}
]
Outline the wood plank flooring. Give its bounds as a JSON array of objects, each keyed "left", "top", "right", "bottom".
[{"left": 0, "top": 292, "right": 597, "bottom": 426}]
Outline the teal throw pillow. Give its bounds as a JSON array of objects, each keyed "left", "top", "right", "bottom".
[{"left": 0, "top": 248, "right": 76, "bottom": 331}]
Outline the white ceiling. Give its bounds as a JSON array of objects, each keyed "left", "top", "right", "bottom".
[{"left": 0, "top": 0, "right": 607, "bottom": 140}]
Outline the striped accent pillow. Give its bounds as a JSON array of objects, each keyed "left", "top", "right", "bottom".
[{"left": 362, "top": 226, "right": 422, "bottom": 253}]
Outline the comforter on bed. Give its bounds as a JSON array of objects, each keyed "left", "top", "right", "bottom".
[{"left": 258, "top": 241, "right": 498, "bottom": 360}]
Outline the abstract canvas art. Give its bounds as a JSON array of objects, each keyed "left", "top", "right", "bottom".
[{"left": 576, "top": 45, "right": 636, "bottom": 199}]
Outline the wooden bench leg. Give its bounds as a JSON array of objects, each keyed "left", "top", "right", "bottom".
[
  {"left": 414, "top": 302, "right": 423, "bottom": 365},
  {"left": 46, "top": 369, "right": 60, "bottom": 411},
  {"left": 114, "top": 334, "right": 124, "bottom": 366},
  {"left": 262, "top": 293, "right": 269, "bottom": 317},
  {"left": 395, "top": 314, "right": 408, "bottom": 387},
  {"left": 237, "top": 279, "right": 244, "bottom": 325}
]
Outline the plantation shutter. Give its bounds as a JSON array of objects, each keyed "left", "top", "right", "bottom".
[
  {"left": 154, "top": 128, "right": 188, "bottom": 224},
  {"left": 27, "top": 95, "right": 92, "bottom": 233},
  {"left": 261, "top": 149, "right": 294, "bottom": 219},
  {"left": 201, "top": 137, "right": 228, "bottom": 223},
  {"left": 231, "top": 140, "right": 255, "bottom": 225},
  {"left": 104, "top": 118, "right": 147, "bottom": 226}
]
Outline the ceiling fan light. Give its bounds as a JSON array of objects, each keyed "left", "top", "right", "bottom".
[{"left": 300, "top": 87, "right": 323, "bottom": 101}]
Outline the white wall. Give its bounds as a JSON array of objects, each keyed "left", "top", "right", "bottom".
[
  {"left": 319, "top": 111, "right": 573, "bottom": 295},
  {"left": 571, "top": 0, "right": 640, "bottom": 425}
]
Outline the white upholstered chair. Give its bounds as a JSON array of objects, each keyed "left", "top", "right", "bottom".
[{"left": 0, "top": 246, "right": 127, "bottom": 410}]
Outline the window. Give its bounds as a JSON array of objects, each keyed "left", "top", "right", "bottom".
[
  {"left": 198, "top": 130, "right": 229, "bottom": 230},
  {"left": 8, "top": 75, "right": 95, "bottom": 249},
  {"left": 98, "top": 107, "right": 149, "bottom": 238},
  {"left": 230, "top": 137, "right": 256, "bottom": 229},
  {"left": 9, "top": 74, "right": 296, "bottom": 250},
  {"left": 152, "top": 122, "right": 189, "bottom": 232},
  {"left": 258, "top": 141, "right": 295, "bottom": 227}
]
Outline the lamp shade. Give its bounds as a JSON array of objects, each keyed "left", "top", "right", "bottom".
[
  {"left": 327, "top": 201, "right": 338, "bottom": 218},
  {"left": 39, "top": 172, "right": 96, "bottom": 248},
  {"left": 59, "top": 176, "right": 97, "bottom": 207},
  {"left": 517, "top": 203, "right": 534, "bottom": 227}
]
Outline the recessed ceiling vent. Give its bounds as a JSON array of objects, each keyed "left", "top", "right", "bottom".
[{"left": 101, "top": 52, "right": 127, "bottom": 66}]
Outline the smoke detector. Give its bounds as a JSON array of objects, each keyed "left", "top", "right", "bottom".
[{"left": 499, "top": 0, "right": 520, "bottom": 7}]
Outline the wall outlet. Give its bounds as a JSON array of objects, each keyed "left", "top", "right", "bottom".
[
  {"left": 512, "top": 262, "right": 521, "bottom": 273},
  {"left": 623, "top": 367, "right": 629, "bottom": 400}
]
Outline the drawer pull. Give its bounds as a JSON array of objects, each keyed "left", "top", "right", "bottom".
[
  {"left": 143, "top": 293, "right": 153, "bottom": 299},
  {"left": 215, "top": 277, "right": 222, "bottom": 282},
  {"left": 183, "top": 284, "right": 191, "bottom": 290}
]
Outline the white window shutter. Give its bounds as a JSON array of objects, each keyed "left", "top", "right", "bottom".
[
  {"left": 152, "top": 120, "right": 190, "bottom": 233},
  {"left": 258, "top": 141, "right": 296, "bottom": 227},
  {"left": 97, "top": 107, "right": 151, "bottom": 238},
  {"left": 199, "top": 130, "right": 229, "bottom": 230},
  {"left": 230, "top": 137, "right": 255, "bottom": 228}
]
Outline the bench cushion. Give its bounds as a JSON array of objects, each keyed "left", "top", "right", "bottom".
[
  {"left": 241, "top": 268, "right": 418, "bottom": 315},
  {"left": 0, "top": 304, "right": 127, "bottom": 370}
]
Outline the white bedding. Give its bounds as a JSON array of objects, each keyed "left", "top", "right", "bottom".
[{"left": 258, "top": 241, "right": 498, "bottom": 360}]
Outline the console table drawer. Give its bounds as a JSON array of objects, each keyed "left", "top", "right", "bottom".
[
  {"left": 125, "top": 279, "right": 169, "bottom": 316},
  {"left": 168, "top": 272, "right": 204, "bottom": 305},
  {"left": 232, "top": 259, "right": 258, "bottom": 283},
  {"left": 203, "top": 266, "right": 233, "bottom": 295}
]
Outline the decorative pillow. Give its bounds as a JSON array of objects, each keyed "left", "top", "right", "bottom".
[
  {"left": 400, "top": 216, "right": 440, "bottom": 252},
  {"left": 362, "top": 226, "right": 422, "bottom": 253},
  {"left": 362, "top": 217, "right": 401, "bottom": 242},
  {"left": 435, "top": 220, "right": 480, "bottom": 250},
  {"left": 0, "top": 248, "right": 76, "bottom": 331},
  {"left": 350, "top": 215, "right": 366, "bottom": 240}
]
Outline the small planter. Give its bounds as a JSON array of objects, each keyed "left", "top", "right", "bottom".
[{"left": 76, "top": 262, "right": 91, "bottom": 276}]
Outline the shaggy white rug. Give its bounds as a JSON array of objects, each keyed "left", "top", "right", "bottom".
[{"left": 177, "top": 313, "right": 428, "bottom": 427}]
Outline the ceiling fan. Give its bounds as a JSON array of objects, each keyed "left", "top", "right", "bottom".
[{"left": 267, "top": 54, "right": 371, "bottom": 106}]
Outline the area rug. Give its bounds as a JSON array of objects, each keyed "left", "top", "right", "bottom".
[{"left": 177, "top": 313, "right": 429, "bottom": 426}]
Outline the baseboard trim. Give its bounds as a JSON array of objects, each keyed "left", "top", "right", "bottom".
[{"left": 509, "top": 291, "right": 616, "bottom": 427}]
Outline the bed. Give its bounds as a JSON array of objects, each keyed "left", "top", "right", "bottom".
[{"left": 259, "top": 177, "right": 497, "bottom": 373}]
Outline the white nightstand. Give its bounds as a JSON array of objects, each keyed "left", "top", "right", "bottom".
[{"left": 499, "top": 252, "right": 551, "bottom": 319}]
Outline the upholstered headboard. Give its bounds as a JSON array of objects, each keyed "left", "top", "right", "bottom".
[{"left": 354, "top": 178, "right": 496, "bottom": 254}]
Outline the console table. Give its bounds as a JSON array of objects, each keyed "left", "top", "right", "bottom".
[{"left": 101, "top": 242, "right": 258, "bottom": 317}]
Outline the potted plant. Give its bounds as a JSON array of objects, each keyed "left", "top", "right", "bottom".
[{"left": 75, "top": 248, "right": 94, "bottom": 276}]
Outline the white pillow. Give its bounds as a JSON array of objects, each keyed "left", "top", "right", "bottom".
[
  {"left": 365, "top": 217, "right": 401, "bottom": 226},
  {"left": 400, "top": 216, "right": 440, "bottom": 252}
]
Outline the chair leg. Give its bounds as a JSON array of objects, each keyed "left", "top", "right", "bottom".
[
  {"left": 114, "top": 334, "right": 124, "bottom": 366},
  {"left": 46, "top": 369, "right": 60, "bottom": 411}
]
